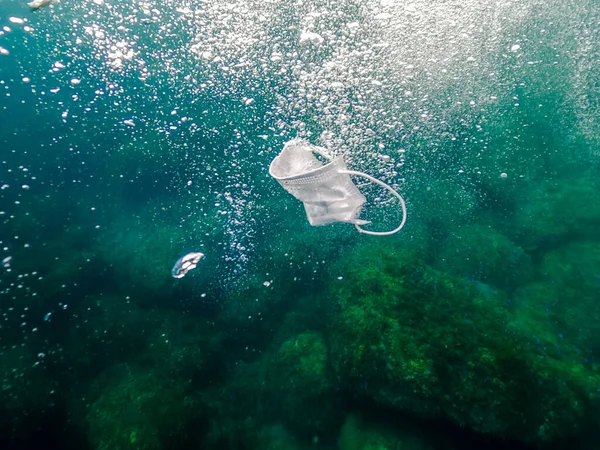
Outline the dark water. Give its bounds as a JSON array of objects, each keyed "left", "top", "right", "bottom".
[{"left": 0, "top": 0, "right": 599, "bottom": 449}]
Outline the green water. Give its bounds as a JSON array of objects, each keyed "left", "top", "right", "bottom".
[{"left": 0, "top": 0, "right": 599, "bottom": 449}]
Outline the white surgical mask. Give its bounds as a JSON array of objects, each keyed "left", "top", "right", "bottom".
[{"left": 269, "top": 139, "right": 407, "bottom": 236}]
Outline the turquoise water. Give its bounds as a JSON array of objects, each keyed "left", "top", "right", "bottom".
[{"left": 0, "top": 0, "right": 599, "bottom": 448}]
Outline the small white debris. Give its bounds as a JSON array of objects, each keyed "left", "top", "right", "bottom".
[
  {"left": 500, "top": 172, "right": 508, "bottom": 178},
  {"left": 244, "top": 98, "right": 255, "bottom": 106},
  {"left": 123, "top": 119, "right": 135, "bottom": 127},
  {"left": 171, "top": 252, "right": 204, "bottom": 279},
  {"left": 22, "top": 77, "right": 30, "bottom": 83},
  {"left": 510, "top": 44, "right": 521, "bottom": 52},
  {"left": 187, "top": 180, "right": 192, "bottom": 186},
  {"left": 1, "top": 256, "right": 12, "bottom": 268},
  {"left": 263, "top": 281, "right": 271, "bottom": 287},
  {"left": 9, "top": 17, "right": 25, "bottom": 24},
  {"left": 27, "top": 0, "right": 53, "bottom": 10},
  {"left": 0, "top": 47, "right": 9, "bottom": 56},
  {"left": 466, "top": 56, "right": 476, "bottom": 62},
  {"left": 22, "top": 185, "right": 30, "bottom": 190},
  {"left": 70, "top": 78, "right": 81, "bottom": 85},
  {"left": 54, "top": 61, "right": 65, "bottom": 69}
]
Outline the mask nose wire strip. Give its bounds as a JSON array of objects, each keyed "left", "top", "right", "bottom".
[{"left": 338, "top": 170, "right": 407, "bottom": 236}]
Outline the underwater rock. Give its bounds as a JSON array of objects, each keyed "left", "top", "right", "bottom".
[
  {"left": 262, "top": 331, "right": 339, "bottom": 437},
  {"left": 257, "top": 423, "right": 304, "bottom": 450},
  {"left": 328, "top": 242, "right": 600, "bottom": 444},
  {"left": 338, "top": 413, "right": 438, "bottom": 450},
  {"left": 534, "top": 241, "right": 600, "bottom": 348},
  {"left": 85, "top": 364, "right": 204, "bottom": 450},
  {"left": 267, "top": 331, "right": 330, "bottom": 395}
]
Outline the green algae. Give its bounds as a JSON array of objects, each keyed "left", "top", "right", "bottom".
[{"left": 328, "top": 242, "right": 600, "bottom": 442}]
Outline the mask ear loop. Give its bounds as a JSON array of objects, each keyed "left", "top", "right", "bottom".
[{"left": 338, "top": 170, "right": 407, "bottom": 236}]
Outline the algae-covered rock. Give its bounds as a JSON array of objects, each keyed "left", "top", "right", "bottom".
[
  {"left": 531, "top": 241, "right": 600, "bottom": 349},
  {"left": 257, "top": 423, "right": 304, "bottom": 450},
  {"left": 85, "top": 364, "right": 203, "bottom": 450},
  {"left": 329, "top": 242, "right": 600, "bottom": 443},
  {"left": 510, "top": 275, "right": 600, "bottom": 441},
  {"left": 338, "top": 413, "right": 437, "bottom": 450},
  {"left": 268, "top": 331, "right": 330, "bottom": 394},
  {"left": 262, "top": 331, "right": 339, "bottom": 438}
]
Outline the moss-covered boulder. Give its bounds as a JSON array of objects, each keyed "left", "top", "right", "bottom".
[
  {"left": 85, "top": 364, "right": 204, "bottom": 450},
  {"left": 338, "top": 413, "right": 438, "bottom": 450},
  {"left": 268, "top": 331, "right": 329, "bottom": 393},
  {"left": 262, "top": 331, "right": 338, "bottom": 438},
  {"left": 329, "top": 242, "right": 600, "bottom": 443},
  {"left": 523, "top": 241, "right": 600, "bottom": 349},
  {"left": 257, "top": 423, "right": 305, "bottom": 450}
]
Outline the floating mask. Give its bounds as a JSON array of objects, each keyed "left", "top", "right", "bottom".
[{"left": 268, "top": 139, "right": 406, "bottom": 236}]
